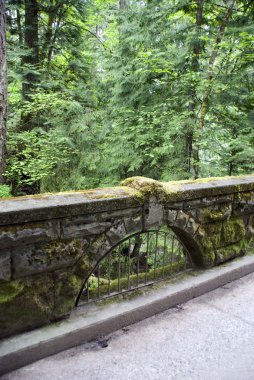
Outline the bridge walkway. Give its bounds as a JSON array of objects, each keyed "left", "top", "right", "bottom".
[{"left": 3, "top": 271, "right": 254, "bottom": 380}]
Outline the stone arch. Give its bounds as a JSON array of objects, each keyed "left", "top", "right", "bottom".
[
  {"left": 170, "top": 226, "right": 204, "bottom": 267},
  {"left": 75, "top": 218, "right": 145, "bottom": 306},
  {"left": 75, "top": 223, "right": 193, "bottom": 306},
  {"left": 87, "top": 218, "right": 143, "bottom": 267},
  {"left": 164, "top": 208, "right": 205, "bottom": 267}
]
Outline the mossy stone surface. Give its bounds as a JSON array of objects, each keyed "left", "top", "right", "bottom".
[
  {"left": 0, "top": 274, "right": 54, "bottom": 339},
  {"left": 1, "top": 173, "right": 254, "bottom": 338},
  {"left": 0, "top": 281, "right": 24, "bottom": 303},
  {"left": 52, "top": 256, "right": 90, "bottom": 319},
  {"left": 204, "top": 222, "right": 223, "bottom": 248},
  {"left": 204, "top": 218, "right": 246, "bottom": 249},
  {"left": 12, "top": 239, "right": 86, "bottom": 278},
  {"left": 122, "top": 175, "right": 254, "bottom": 203},
  {"left": 198, "top": 205, "right": 232, "bottom": 223},
  {"left": 199, "top": 238, "right": 215, "bottom": 267},
  {"left": 221, "top": 218, "right": 246, "bottom": 244},
  {"left": 52, "top": 270, "right": 82, "bottom": 319},
  {"left": 215, "top": 243, "right": 245, "bottom": 264}
]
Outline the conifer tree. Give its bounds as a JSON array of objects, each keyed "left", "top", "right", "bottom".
[{"left": 0, "top": 0, "right": 7, "bottom": 184}]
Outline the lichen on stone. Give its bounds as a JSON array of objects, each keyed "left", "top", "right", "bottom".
[
  {"left": 121, "top": 177, "right": 181, "bottom": 203},
  {"left": 121, "top": 175, "right": 254, "bottom": 204},
  {"left": 199, "top": 205, "right": 232, "bottom": 222},
  {"left": 221, "top": 218, "right": 246, "bottom": 244},
  {"left": 0, "top": 274, "right": 54, "bottom": 339},
  {"left": 0, "top": 281, "right": 24, "bottom": 303}
]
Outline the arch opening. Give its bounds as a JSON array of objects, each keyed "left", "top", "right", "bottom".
[
  {"left": 75, "top": 226, "right": 194, "bottom": 307},
  {"left": 170, "top": 226, "right": 204, "bottom": 267}
]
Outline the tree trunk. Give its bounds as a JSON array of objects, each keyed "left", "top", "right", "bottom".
[
  {"left": 198, "top": 0, "right": 236, "bottom": 132},
  {"left": 20, "top": 0, "right": 39, "bottom": 131},
  {"left": 44, "top": 11, "right": 54, "bottom": 68},
  {"left": 22, "top": 0, "right": 39, "bottom": 100},
  {"left": 185, "top": 0, "right": 203, "bottom": 177},
  {"left": 0, "top": 0, "right": 7, "bottom": 184},
  {"left": 193, "top": 0, "right": 236, "bottom": 178},
  {"left": 119, "top": 0, "right": 127, "bottom": 10},
  {"left": 16, "top": 1, "right": 23, "bottom": 45}
]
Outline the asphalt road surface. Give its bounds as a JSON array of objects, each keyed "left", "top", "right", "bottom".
[{"left": 2, "top": 272, "right": 254, "bottom": 380}]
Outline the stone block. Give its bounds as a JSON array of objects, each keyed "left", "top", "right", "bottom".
[
  {"left": 215, "top": 243, "right": 245, "bottom": 265},
  {"left": 89, "top": 234, "right": 112, "bottom": 264},
  {"left": 98, "top": 207, "right": 142, "bottom": 221},
  {"left": 124, "top": 215, "right": 142, "bottom": 235},
  {"left": 204, "top": 222, "right": 223, "bottom": 248},
  {"left": 12, "top": 239, "right": 86, "bottom": 278},
  {"left": 194, "top": 232, "right": 215, "bottom": 267},
  {"left": 52, "top": 266, "right": 85, "bottom": 319},
  {"left": 174, "top": 210, "right": 190, "bottom": 229},
  {"left": 234, "top": 191, "right": 252, "bottom": 202},
  {"left": 233, "top": 201, "right": 254, "bottom": 217},
  {"left": 61, "top": 208, "right": 142, "bottom": 239},
  {"left": 221, "top": 218, "right": 246, "bottom": 245},
  {"left": 184, "top": 199, "right": 211, "bottom": 209},
  {"left": 197, "top": 204, "right": 232, "bottom": 223},
  {"left": 62, "top": 214, "right": 98, "bottom": 228},
  {"left": 144, "top": 197, "right": 164, "bottom": 229},
  {"left": 0, "top": 251, "right": 11, "bottom": 281},
  {"left": 247, "top": 215, "right": 254, "bottom": 235},
  {"left": 204, "top": 218, "right": 246, "bottom": 248},
  {"left": 185, "top": 195, "right": 234, "bottom": 210},
  {"left": 165, "top": 209, "right": 178, "bottom": 226},
  {"left": 165, "top": 202, "right": 183, "bottom": 210},
  {"left": 0, "top": 221, "right": 60, "bottom": 249},
  {"left": 106, "top": 221, "right": 127, "bottom": 245},
  {"left": 0, "top": 274, "right": 54, "bottom": 339},
  {"left": 184, "top": 217, "right": 199, "bottom": 236},
  {"left": 62, "top": 221, "right": 112, "bottom": 238}
]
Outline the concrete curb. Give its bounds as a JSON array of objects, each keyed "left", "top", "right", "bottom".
[{"left": 1, "top": 254, "right": 254, "bottom": 376}]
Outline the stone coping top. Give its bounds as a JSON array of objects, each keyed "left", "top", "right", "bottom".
[
  {"left": 0, "top": 187, "right": 140, "bottom": 225},
  {"left": 0, "top": 174, "right": 254, "bottom": 225},
  {"left": 122, "top": 174, "right": 254, "bottom": 203}
]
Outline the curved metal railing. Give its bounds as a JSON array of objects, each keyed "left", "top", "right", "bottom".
[{"left": 75, "top": 227, "right": 193, "bottom": 306}]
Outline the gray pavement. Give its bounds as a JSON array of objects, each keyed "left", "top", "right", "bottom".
[{"left": 2, "top": 272, "right": 254, "bottom": 380}]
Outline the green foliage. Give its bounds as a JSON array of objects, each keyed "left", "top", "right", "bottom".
[
  {"left": 5, "top": 129, "right": 73, "bottom": 194},
  {"left": 0, "top": 185, "right": 12, "bottom": 198},
  {"left": 3, "top": 0, "right": 254, "bottom": 196}
]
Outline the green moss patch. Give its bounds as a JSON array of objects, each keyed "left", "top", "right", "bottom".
[
  {"left": 221, "top": 218, "right": 246, "bottom": 244},
  {"left": 121, "top": 175, "right": 254, "bottom": 204},
  {"left": 0, "top": 274, "right": 54, "bottom": 339},
  {"left": 82, "top": 260, "right": 188, "bottom": 301},
  {"left": 121, "top": 177, "right": 181, "bottom": 203},
  {"left": 0, "top": 281, "right": 24, "bottom": 303},
  {"left": 199, "top": 206, "right": 232, "bottom": 222},
  {"left": 215, "top": 242, "right": 246, "bottom": 264}
]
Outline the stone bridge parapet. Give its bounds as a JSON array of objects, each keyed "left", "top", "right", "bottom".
[{"left": 0, "top": 175, "right": 254, "bottom": 339}]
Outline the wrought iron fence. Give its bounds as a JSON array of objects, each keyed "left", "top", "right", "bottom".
[{"left": 76, "top": 228, "right": 193, "bottom": 306}]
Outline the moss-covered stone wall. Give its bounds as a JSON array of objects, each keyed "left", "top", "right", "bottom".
[{"left": 0, "top": 174, "right": 254, "bottom": 339}]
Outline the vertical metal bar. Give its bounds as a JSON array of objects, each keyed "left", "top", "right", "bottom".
[
  {"left": 162, "top": 232, "right": 167, "bottom": 278},
  {"left": 170, "top": 235, "right": 175, "bottom": 275},
  {"left": 127, "top": 239, "right": 131, "bottom": 289},
  {"left": 97, "top": 264, "right": 100, "bottom": 299},
  {"left": 87, "top": 280, "right": 90, "bottom": 303},
  {"left": 187, "top": 250, "right": 192, "bottom": 269},
  {"left": 137, "top": 234, "right": 140, "bottom": 286},
  {"left": 118, "top": 245, "right": 121, "bottom": 292},
  {"left": 145, "top": 232, "right": 149, "bottom": 284},
  {"left": 177, "top": 244, "right": 181, "bottom": 273},
  {"left": 108, "top": 252, "right": 111, "bottom": 296},
  {"left": 184, "top": 248, "right": 187, "bottom": 270},
  {"left": 154, "top": 231, "right": 158, "bottom": 279}
]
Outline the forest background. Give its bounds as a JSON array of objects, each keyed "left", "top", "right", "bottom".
[{"left": 0, "top": 0, "right": 253, "bottom": 198}]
